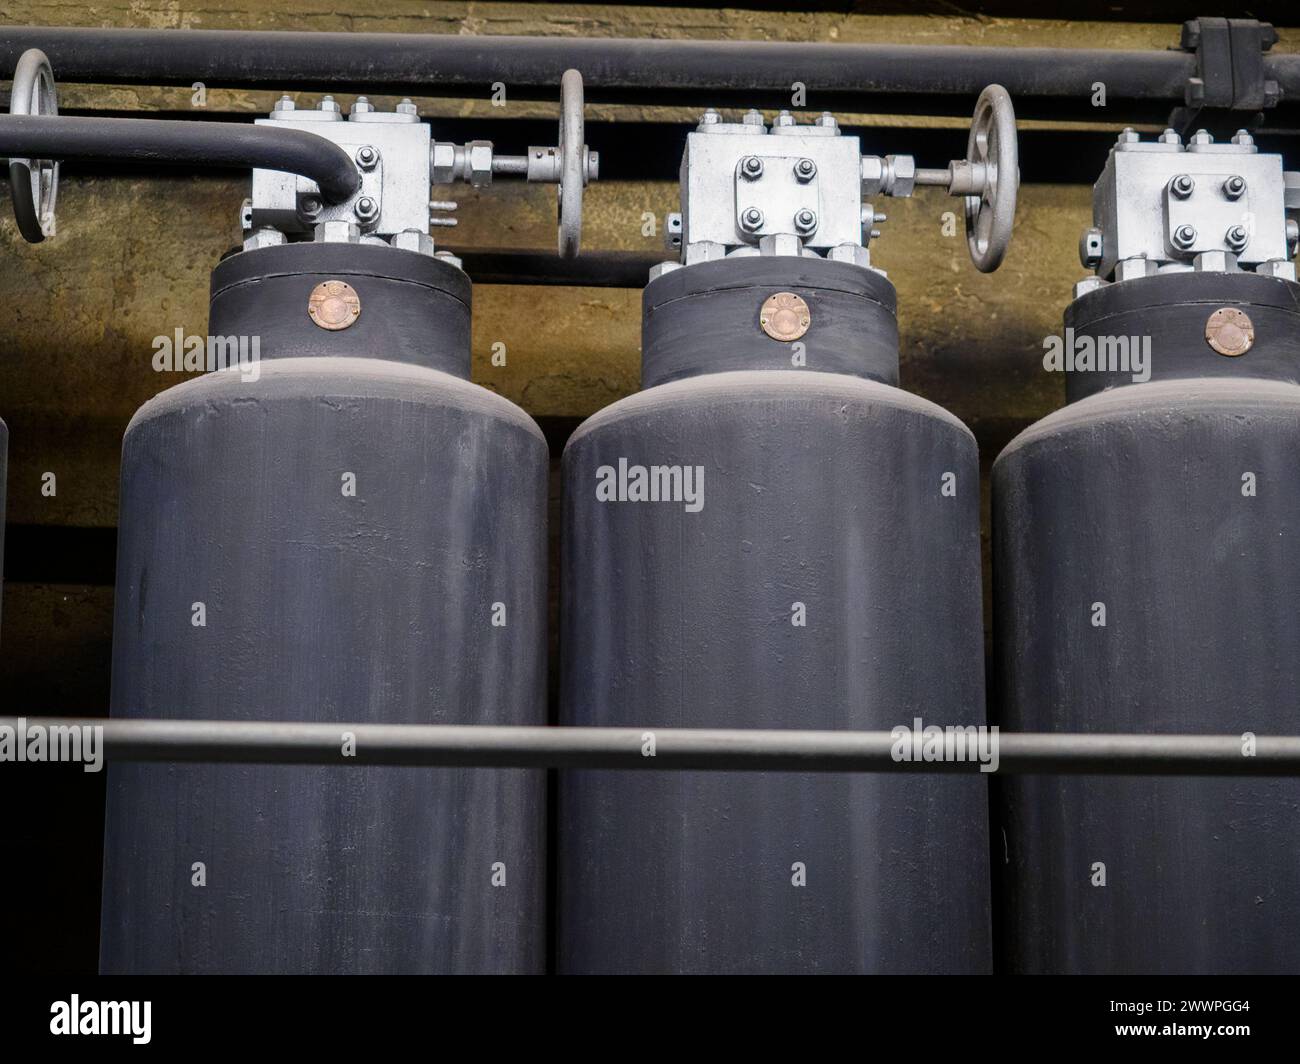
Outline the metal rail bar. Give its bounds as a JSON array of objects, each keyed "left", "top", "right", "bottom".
[
  {"left": 0, "top": 114, "right": 361, "bottom": 202},
  {"left": 4, "top": 718, "right": 1298, "bottom": 775},
  {"left": 0, "top": 26, "right": 1247, "bottom": 106}
]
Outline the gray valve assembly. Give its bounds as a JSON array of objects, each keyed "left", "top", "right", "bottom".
[{"left": 655, "top": 84, "right": 1018, "bottom": 278}]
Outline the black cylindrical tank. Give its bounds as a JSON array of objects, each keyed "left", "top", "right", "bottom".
[
  {"left": 559, "top": 257, "right": 991, "bottom": 973},
  {"left": 101, "top": 242, "right": 548, "bottom": 974},
  {"left": 0, "top": 415, "right": 6, "bottom": 640},
  {"left": 995, "top": 271, "right": 1300, "bottom": 974}
]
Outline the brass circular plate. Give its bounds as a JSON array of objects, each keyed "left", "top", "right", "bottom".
[
  {"left": 308, "top": 280, "right": 361, "bottom": 331},
  {"left": 759, "top": 291, "right": 811, "bottom": 342},
  {"left": 1204, "top": 306, "right": 1254, "bottom": 357}
]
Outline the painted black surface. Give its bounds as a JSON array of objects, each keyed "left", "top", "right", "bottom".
[
  {"left": 642, "top": 256, "right": 899, "bottom": 387},
  {"left": 1065, "top": 271, "right": 1300, "bottom": 400},
  {"left": 559, "top": 261, "right": 990, "bottom": 973},
  {"left": 101, "top": 244, "right": 549, "bottom": 973},
  {"left": 995, "top": 276, "right": 1300, "bottom": 974},
  {"left": 210, "top": 242, "right": 471, "bottom": 375},
  {"left": 0, "top": 416, "right": 6, "bottom": 641},
  {"left": 0, "top": 115, "right": 359, "bottom": 202}
]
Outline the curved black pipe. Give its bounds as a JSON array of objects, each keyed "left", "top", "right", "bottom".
[{"left": 0, "top": 113, "right": 360, "bottom": 202}]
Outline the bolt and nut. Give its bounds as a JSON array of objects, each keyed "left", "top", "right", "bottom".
[
  {"left": 794, "top": 158, "right": 817, "bottom": 182},
  {"left": 1172, "top": 224, "right": 1198, "bottom": 250},
  {"left": 1225, "top": 224, "right": 1250, "bottom": 251},
  {"left": 794, "top": 208, "right": 818, "bottom": 234},
  {"left": 740, "top": 156, "right": 765, "bottom": 180},
  {"left": 355, "top": 145, "right": 379, "bottom": 170},
  {"left": 740, "top": 207, "right": 765, "bottom": 233},
  {"left": 1223, "top": 175, "right": 1246, "bottom": 200},
  {"left": 1170, "top": 174, "right": 1195, "bottom": 199},
  {"left": 354, "top": 196, "right": 380, "bottom": 223}
]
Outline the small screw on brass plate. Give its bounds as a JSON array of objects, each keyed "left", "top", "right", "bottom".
[
  {"left": 308, "top": 280, "right": 361, "bottom": 331},
  {"left": 1204, "top": 306, "right": 1254, "bottom": 357},
  {"left": 759, "top": 292, "right": 811, "bottom": 342}
]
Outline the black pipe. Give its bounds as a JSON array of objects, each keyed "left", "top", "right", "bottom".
[
  {"left": 0, "top": 26, "right": 1213, "bottom": 105},
  {"left": 7, "top": 717, "right": 1300, "bottom": 775},
  {"left": 0, "top": 113, "right": 360, "bottom": 202},
  {"left": 454, "top": 247, "right": 663, "bottom": 287}
]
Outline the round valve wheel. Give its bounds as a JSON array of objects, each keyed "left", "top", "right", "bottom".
[
  {"left": 9, "top": 48, "right": 60, "bottom": 243},
  {"left": 963, "top": 84, "right": 1017, "bottom": 273},
  {"left": 557, "top": 68, "right": 586, "bottom": 259}
]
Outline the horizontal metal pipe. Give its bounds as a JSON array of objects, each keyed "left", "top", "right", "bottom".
[
  {"left": 0, "top": 113, "right": 360, "bottom": 202},
  {"left": 4, "top": 718, "right": 1298, "bottom": 775},
  {"left": 0, "top": 26, "right": 1207, "bottom": 106},
  {"left": 454, "top": 247, "right": 662, "bottom": 287}
]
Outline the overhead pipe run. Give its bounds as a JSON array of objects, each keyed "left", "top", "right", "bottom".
[
  {"left": 0, "top": 25, "right": 1269, "bottom": 109},
  {"left": 6, "top": 718, "right": 1300, "bottom": 776}
]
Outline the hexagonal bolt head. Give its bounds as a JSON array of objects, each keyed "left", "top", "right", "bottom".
[
  {"left": 1257, "top": 258, "right": 1297, "bottom": 281},
  {"left": 740, "top": 156, "right": 765, "bottom": 180},
  {"left": 1190, "top": 128, "right": 1214, "bottom": 146},
  {"left": 697, "top": 109, "right": 721, "bottom": 129},
  {"left": 434, "top": 250, "right": 464, "bottom": 270},
  {"left": 391, "top": 229, "right": 436, "bottom": 256},
  {"left": 466, "top": 141, "right": 494, "bottom": 187},
  {"left": 740, "top": 207, "right": 765, "bottom": 233},
  {"left": 815, "top": 112, "right": 837, "bottom": 128},
  {"left": 355, "top": 145, "right": 380, "bottom": 171},
  {"left": 319, "top": 95, "right": 341, "bottom": 113},
  {"left": 885, "top": 154, "right": 916, "bottom": 197},
  {"left": 244, "top": 226, "right": 287, "bottom": 251},
  {"left": 1170, "top": 174, "right": 1195, "bottom": 199},
  {"left": 742, "top": 109, "right": 765, "bottom": 128},
  {"left": 649, "top": 261, "right": 684, "bottom": 281},
  {"left": 273, "top": 94, "right": 295, "bottom": 113},
  {"left": 1079, "top": 227, "right": 1104, "bottom": 269},
  {"left": 1222, "top": 175, "right": 1246, "bottom": 200},
  {"left": 1231, "top": 128, "right": 1255, "bottom": 146},
  {"left": 1172, "top": 224, "right": 1198, "bottom": 250},
  {"left": 298, "top": 194, "right": 323, "bottom": 218},
  {"left": 351, "top": 96, "right": 374, "bottom": 115},
  {"left": 1116, "top": 127, "right": 1140, "bottom": 144},
  {"left": 314, "top": 220, "right": 360, "bottom": 243},
  {"left": 1115, "top": 257, "right": 1155, "bottom": 282},
  {"left": 1158, "top": 128, "right": 1181, "bottom": 145},
  {"left": 354, "top": 196, "right": 380, "bottom": 223},
  {"left": 759, "top": 233, "right": 803, "bottom": 257},
  {"left": 793, "top": 208, "right": 818, "bottom": 234},
  {"left": 396, "top": 98, "right": 419, "bottom": 116},
  {"left": 773, "top": 111, "right": 796, "bottom": 128},
  {"left": 1225, "top": 224, "right": 1250, "bottom": 251},
  {"left": 794, "top": 158, "right": 817, "bottom": 182},
  {"left": 828, "top": 243, "right": 870, "bottom": 268},
  {"left": 431, "top": 142, "right": 458, "bottom": 184}
]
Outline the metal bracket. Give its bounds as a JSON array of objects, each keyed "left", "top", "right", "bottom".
[{"left": 1169, "top": 18, "right": 1281, "bottom": 137}]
